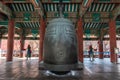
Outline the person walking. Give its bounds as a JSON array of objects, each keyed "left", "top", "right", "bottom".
[
  {"left": 89, "top": 45, "right": 94, "bottom": 61},
  {"left": 26, "top": 44, "right": 32, "bottom": 60}
]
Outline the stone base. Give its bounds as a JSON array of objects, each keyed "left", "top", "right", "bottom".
[{"left": 39, "top": 61, "right": 83, "bottom": 71}]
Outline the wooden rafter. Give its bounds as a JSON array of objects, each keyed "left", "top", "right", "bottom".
[
  {"left": 112, "top": 4, "right": 120, "bottom": 20},
  {"left": 0, "top": 1, "right": 12, "bottom": 18},
  {"left": 0, "top": 0, "right": 119, "bottom": 31},
  {"left": 79, "top": 0, "right": 93, "bottom": 17},
  {"left": 30, "top": 0, "right": 38, "bottom": 8},
  {"left": 30, "top": 0, "right": 44, "bottom": 17}
]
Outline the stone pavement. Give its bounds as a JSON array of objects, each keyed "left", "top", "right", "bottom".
[{"left": 0, "top": 57, "right": 120, "bottom": 80}]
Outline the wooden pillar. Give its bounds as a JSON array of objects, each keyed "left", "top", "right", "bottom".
[
  {"left": 6, "top": 19, "right": 15, "bottom": 61},
  {"left": 39, "top": 18, "right": 45, "bottom": 62},
  {"left": 98, "top": 29, "right": 104, "bottom": 59},
  {"left": 77, "top": 18, "right": 83, "bottom": 63},
  {"left": 0, "top": 34, "right": 2, "bottom": 48},
  {"left": 20, "top": 31, "right": 25, "bottom": 58},
  {"left": 109, "top": 19, "right": 117, "bottom": 63},
  {"left": 98, "top": 40, "right": 104, "bottom": 59}
]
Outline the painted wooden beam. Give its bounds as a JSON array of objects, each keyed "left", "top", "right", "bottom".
[
  {"left": 3, "top": 37, "right": 120, "bottom": 40},
  {"left": 30, "top": 0, "right": 44, "bottom": 17},
  {"left": 14, "top": 11, "right": 40, "bottom": 22},
  {"left": 46, "top": 12, "right": 77, "bottom": 18},
  {"left": 30, "top": 0, "right": 38, "bottom": 8},
  {"left": 94, "top": 0, "right": 120, "bottom": 3},
  {"left": 3, "top": 0, "right": 31, "bottom": 3},
  {"left": 79, "top": 0, "right": 93, "bottom": 17},
  {"left": 14, "top": 12, "right": 110, "bottom": 23},
  {"left": 84, "top": 18, "right": 109, "bottom": 23},
  {"left": 15, "top": 18, "right": 39, "bottom": 22},
  {"left": 84, "top": 12, "right": 110, "bottom": 18},
  {"left": 46, "top": 18, "right": 77, "bottom": 24},
  {"left": 0, "top": 2, "right": 12, "bottom": 17},
  {"left": 46, "top": 12, "right": 109, "bottom": 23},
  {"left": 46, "top": 12, "right": 109, "bottom": 18},
  {"left": 41, "top": 0, "right": 82, "bottom": 3},
  {"left": 0, "top": 21, "right": 8, "bottom": 26},
  {"left": 46, "top": 17, "right": 109, "bottom": 23},
  {"left": 84, "top": 12, "right": 110, "bottom": 23},
  {"left": 15, "top": 11, "right": 39, "bottom": 18},
  {"left": 112, "top": 4, "right": 120, "bottom": 20}
]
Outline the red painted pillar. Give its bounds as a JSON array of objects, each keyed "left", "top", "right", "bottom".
[
  {"left": 98, "top": 40, "right": 104, "bottom": 59},
  {"left": 6, "top": 19, "right": 15, "bottom": 61},
  {"left": 77, "top": 18, "right": 83, "bottom": 63},
  {"left": 39, "top": 18, "right": 45, "bottom": 62},
  {"left": 0, "top": 34, "right": 2, "bottom": 48},
  {"left": 109, "top": 19, "right": 117, "bottom": 63},
  {"left": 20, "top": 34, "right": 25, "bottom": 58}
]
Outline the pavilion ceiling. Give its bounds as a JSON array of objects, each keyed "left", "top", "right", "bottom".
[{"left": 0, "top": 0, "right": 120, "bottom": 37}]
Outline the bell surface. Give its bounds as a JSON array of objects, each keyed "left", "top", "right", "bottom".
[{"left": 43, "top": 18, "right": 78, "bottom": 72}]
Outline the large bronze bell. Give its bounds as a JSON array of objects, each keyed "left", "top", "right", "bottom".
[{"left": 43, "top": 18, "right": 78, "bottom": 72}]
